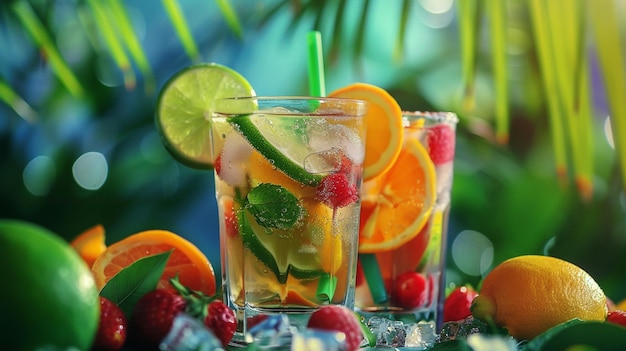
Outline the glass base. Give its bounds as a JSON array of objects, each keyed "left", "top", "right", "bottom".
[
  {"left": 228, "top": 306, "right": 316, "bottom": 348},
  {"left": 356, "top": 306, "right": 436, "bottom": 325}
]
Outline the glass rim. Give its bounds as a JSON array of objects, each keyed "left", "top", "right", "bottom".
[
  {"left": 402, "top": 111, "right": 458, "bottom": 124},
  {"left": 217, "top": 96, "right": 367, "bottom": 103},
  {"left": 213, "top": 96, "right": 368, "bottom": 117}
]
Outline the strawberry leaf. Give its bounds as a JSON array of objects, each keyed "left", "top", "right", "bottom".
[{"left": 99, "top": 250, "right": 171, "bottom": 318}]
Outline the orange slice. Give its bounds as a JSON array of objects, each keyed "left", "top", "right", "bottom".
[
  {"left": 70, "top": 224, "right": 107, "bottom": 267},
  {"left": 91, "top": 230, "right": 216, "bottom": 295},
  {"left": 358, "top": 139, "right": 436, "bottom": 253},
  {"left": 248, "top": 150, "right": 316, "bottom": 198},
  {"left": 329, "top": 83, "right": 403, "bottom": 181}
]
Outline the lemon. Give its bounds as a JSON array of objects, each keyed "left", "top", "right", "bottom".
[
  {"left": 155, "top": 63, "right": 255, "bottom": 169},
  {"left": 0, "top": 220, "right": 100, "bottom": 350},
  {"left": 471, "top": 255, "right": 607, "bottom": 341}
]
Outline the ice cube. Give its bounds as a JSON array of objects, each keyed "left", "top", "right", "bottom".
[
  {"left": 291, "top": 329, "right": 348, "bottom": 351},
  {"left": 438, "top": 316, "right": 488, "bottom": 342},
  {"left": 366, "top": 316, "right": 407, "bottom": 347},
  {"left": 159, "top": 313, "right": 224, "bottom": 351},
  {"left": 308, "top": 123, "right": 364, "bottom": 164},
  {"left": 245, "top": 314, "right": 296, "bottom": 349},
  {"left": 404, "top": 321, "right": 437, "bottom": 349},
  {"left": 219, "top": 132, "right": 254, "bottom": 187}
]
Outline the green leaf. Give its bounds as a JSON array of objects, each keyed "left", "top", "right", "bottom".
[
  {"left": 457, "top": 0, "right": 480, "bottom": 112},
  {"left": 99, "top": 250, "right": 172, "bottom": 319},
  {"left": 87, "top": 0, "right": 136, "bottom": 90},
  {"left": 0, "top": 78, "right": 37, "bottom": 123},
  {"left": 216, "top": 0, "right": 244, "bottom": 39},
  {"left": 108, "top": 0, "right": 155, "bottom": 93},
  {"left": 589, "top": 0, "right": 626, "bottom": 194},
  {"left": 521, "top": 320, "right": 626, "bottom": 351},
  {"left": 392, "top": 0, "right": 411, "bottom": 64},
  {"left": 486, "top": 0, "right": 509, "bottom": 144},
  {"left": 245, "top": 183, "right": 303, "bottom": 229},
  {"left": 12, "top": 1, "right": 84, "bottom": 97},
  {"left": 162, "top": 0, "right": 200, "bottom": 62},
  {"left": 431, "top": 339, "right": 473, "bottom": 351}
]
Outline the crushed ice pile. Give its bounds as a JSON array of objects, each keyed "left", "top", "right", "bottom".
[
  {"left": 158, "top": 313, "right": 517, "bottom": 351},
  {"left": 362, "top": 316, "right": 437, "bottom": 349}
]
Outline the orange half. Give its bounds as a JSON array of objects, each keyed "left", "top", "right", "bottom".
[
  {"left": 70, "top": 224, "right": 107, "bottom": 268},
  {"left": 358, "top": 139, "right": 436, "bottom": 253},
  {"left": 329, "top": 83, "right": 403, "bottom": 181},
  {"left": 91, "top": 230, "right": 216, "bottom": 295}
]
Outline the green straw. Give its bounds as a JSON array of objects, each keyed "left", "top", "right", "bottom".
[
  {"left": 305, "top": 30, "right": 389, "bottom": 305},
  {"left": 316, "top": 273, "right": 338, "bottom": 302},
  {"left": 307, "top": 31, "right": 326, "bottom": 97},
  {"left": 360, "top": 254, "right": 388, "bottom": 304}
]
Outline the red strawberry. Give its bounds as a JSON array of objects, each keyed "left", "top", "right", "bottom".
[
  {"left": 607, "top": 310, "right": 626, "bottom": 328},
  {"left": 93, "top": 296, "right": 127, "bottom": 351},
  {"left": 443, "top": 285, "right": 479, "bottom": 322},
  {"left": 427, "top": 124, "right": 455, "bottom": 165},
  {"left": 315, "top": 173, "right": 359, "bottom": 208},
  {"left": 204, "top": 300, "right": 237, "bottom": 346},
  {"left": 213, "top": 153, "right": 222, "bottom": 175},
  {"left": 391, "top": 271, "right": 428, "bottom": 309},
  {"left": 307, "top": 305, "right": 363, "bottom": 351},
  {"left": 132, "top": 289, "right": 187, "bottom": 347}
]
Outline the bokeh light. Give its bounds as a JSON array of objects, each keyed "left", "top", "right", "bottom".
[
  {"left": 72, "top": 152, "right": 108, "bottom": 190},
  {"left": 451, "top": 230, "right": 494, "bottom": 277},
  {"left": 23, "top": 156, "right": 57, "bottom": 196}
]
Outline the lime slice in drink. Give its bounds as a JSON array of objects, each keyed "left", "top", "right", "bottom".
[
  {"left": 228, "top": 116, "right": 329, "bottom": 186},
  {"left": 156, "top": 63, "right": 255, "bottom": 169}
]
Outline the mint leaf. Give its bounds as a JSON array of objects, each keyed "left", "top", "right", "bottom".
[
  {"left": 245, "top": 183, "right": 303, "bottom": 229},
  {"left": 99, "top": 250, "right": 171, "bottom": 318}
]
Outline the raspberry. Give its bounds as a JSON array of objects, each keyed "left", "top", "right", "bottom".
[
  {"left": 315, "top": 173, "right": 359, "bottom": 208},
  {"left": 427, "top": 124, "right": 455, "bottom": 165},
  {"left": 307, "top": 305, "right": 363, "bottom": 351}
]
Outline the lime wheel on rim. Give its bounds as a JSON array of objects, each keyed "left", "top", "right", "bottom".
[{"left": 156, "top": 63, "right": 255, "bottom": 169}]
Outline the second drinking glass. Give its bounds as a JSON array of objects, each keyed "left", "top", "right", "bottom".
[{"left": 355, "top": 111, "right": 458, "bottom": 329}]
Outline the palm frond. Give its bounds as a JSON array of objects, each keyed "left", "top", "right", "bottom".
[
  {"left": 12, "top": 1, "right": 84, "bottom": 97},
  {"left": 162, "top": 0, "right": 200, "bottom": 62},
  {"left": 589, "top": 0, "right": 626, "bottom": 193}
]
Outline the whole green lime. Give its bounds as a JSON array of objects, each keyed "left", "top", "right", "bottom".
[{"left": 0, "top": 220, "right": 100, "bottom": 350}]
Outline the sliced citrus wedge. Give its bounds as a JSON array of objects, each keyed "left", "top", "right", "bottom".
[
  {"left": 70, "top": 224, "right": 107, "bottom": 267},
  {"left": 227, "top": 114, "right": 325, "bottom": 186},
  {"left": 358, "top": 139, "right": 436, "bottom": 253},
  {"left": 156, "top": 63, "right": 255, "bottom": 169},
  {"left": 91, "top": 230, "right": 216, "bottom": 295},
  {"left": 329, "top": 83, "right": 403, "bottom": 181}
]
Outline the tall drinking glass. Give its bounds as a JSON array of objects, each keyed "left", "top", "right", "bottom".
[
  {"left": 210, "top": 97, "right": 367, "bottom": 345},
  {"left": 355, "top": 111, "right": 458, "bottom": 329}
]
